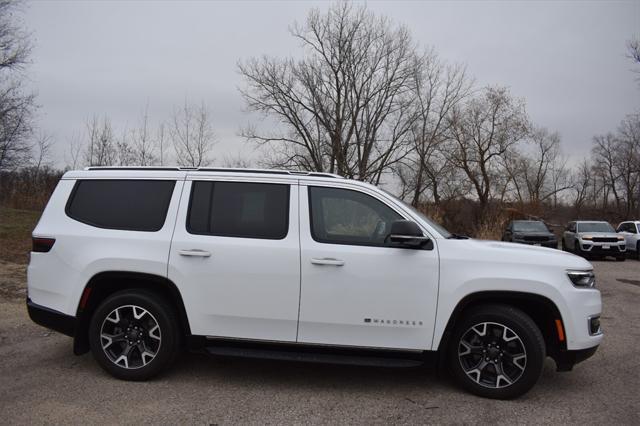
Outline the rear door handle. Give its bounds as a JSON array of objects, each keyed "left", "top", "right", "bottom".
[
  {"left": 178, "top": 249, "right": 211, "bottom": 258},
  {"left": 310, "top": 257, "right": 345, "bottom": 266}
]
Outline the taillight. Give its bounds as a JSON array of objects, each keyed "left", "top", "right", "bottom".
[{"left": 32, "top": 237, "right": 56, "bottom": 253}]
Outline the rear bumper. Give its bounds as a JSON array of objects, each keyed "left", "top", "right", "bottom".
[
  {"left": 27, "top": 298, "right": 76, "bottom": 337},
  {"left": 554, "top": 346, "right": 599, "bottom": 372}
]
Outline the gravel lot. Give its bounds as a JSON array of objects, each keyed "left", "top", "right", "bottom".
[{"left": 0, "top": 259, "right": 639, "bottom": 425}]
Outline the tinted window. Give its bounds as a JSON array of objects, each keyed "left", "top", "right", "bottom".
[
  {"left": 66, "top": 180, "right": 175, "bottom": 231},
  {"left": 309, "top": 186, "right": 402, "bottom": 246},
  {"left": 188, "top": 181, "right": 289, "bottom": 239}
]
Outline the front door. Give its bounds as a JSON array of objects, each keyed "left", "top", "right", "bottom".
[
  {"left": 169, "top": 178, "right": 300, "bottom": 342},
  {"left": 297, "top": 184, "right": 439, "bottom": 350}
]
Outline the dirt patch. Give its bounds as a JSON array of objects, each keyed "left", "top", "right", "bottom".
[
  {"left": 0, "top": 260, "right": 27, "bottom": 300},
  {"left": 0, "top": 207, "right": 41, "bottom": 264},
  {"left": 617, "top": 278, "right": 640, "bottom": 287}
]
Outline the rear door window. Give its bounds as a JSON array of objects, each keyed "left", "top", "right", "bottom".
[
  {"left": 66, "top": 180, "right": 176, "bottom": 231},
  {"left": 187, "top": 181, "right": 290, "bottom": 240}
]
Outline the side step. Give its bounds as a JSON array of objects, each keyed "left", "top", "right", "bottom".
[{"left": 205, "top": 345, "right": 425, "bottom": 368}]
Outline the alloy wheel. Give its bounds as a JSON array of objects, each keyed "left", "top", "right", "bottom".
[
  {"left": 100, "top": 304, "right": 162, "bottom": 369},
  {"left": 458, "top": 322, "right": 527, "bottom": 389}
]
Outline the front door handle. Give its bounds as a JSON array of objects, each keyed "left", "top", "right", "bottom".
[
  {"left": 310, "top": 257, "right": 345, "bottom": 266},
  {"left": 178, "top": 249, "right": 211, "bottom": 258}
]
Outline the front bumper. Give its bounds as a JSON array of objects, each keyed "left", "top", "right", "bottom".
[
  {"left": 580, "top": 242, "right": 625, "bottom": 254},
  {"left": 553, "top": 346, "right": 599, "bottom": 371},
  {"left": 27, "top": 298, "right": 76, "bottom": 337}
]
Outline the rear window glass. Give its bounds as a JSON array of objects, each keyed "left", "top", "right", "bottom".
[
  {"left": 66, "top": 180, "right": 176, "bottom": 231},
  {"left": 187, "top": 181, "right": 289, "bottom": 239}
]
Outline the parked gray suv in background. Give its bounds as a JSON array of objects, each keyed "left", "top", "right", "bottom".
[
  {"left": 616, "top": 221, "right": 640, "bottom": 259},
  {"left": 502, "top": 220, "right": 557, "bottom": 248},
  {"left": 563, "top": 221, "right": 626, "bottom": 261}
]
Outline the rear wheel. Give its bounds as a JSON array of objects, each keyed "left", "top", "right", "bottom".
[
  {"left": 89, "top": 290, "right": 180, "bottom": 381},
  {"left": 449, "top": 305, "right": 545, "bottom": 399}
]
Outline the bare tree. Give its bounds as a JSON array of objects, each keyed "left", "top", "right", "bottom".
[
  {"left": 65, "top": 132, "right": 83, "bottom": 169},
  {"left": 0, "top": 0, "right": 36, "bottom": 171},
  {"left": 591, "top": 133, "right": 622, "bottom": 212},
  {"left": 614, "top": 113, "right": 640, "bottom": 217},
  {"left": 238, "top": 2, "right": 419, "bottom": 183},
  {"left": 157, "top": 122, "right": 167, "bottom": 166},
  {"left": 504, "top": 126, "right": 571, "bottom": 206},
  {"left": 84, "top": 116, "right": 116, "bottom": 166},
  {"left": 396, "top": 51, "right": 472, "bottom": 206},
  {"left": 570, "top": 159, "right": 593, "bottom": 214},
  {"left": 446, "top": 86, "right": 529, "bottom": 211},
  {"left": 170, "top": 101, "right": 215, "bottom": 167},
  {"left": 131, "top": 103, "right": 156, "bottom": 166},
  {"left": 628, "top": 37, "right": 640, "bottom": 65},
  {"left": 32, "top": 131, "right": 52, "bottom": 171},
  {"left": 115, "top": 125, "right": 135, "bottom": 166}
]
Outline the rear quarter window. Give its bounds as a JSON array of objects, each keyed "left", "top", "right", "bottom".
[{"left": 66, "top": 179, "right": 176, "bottom": 231}]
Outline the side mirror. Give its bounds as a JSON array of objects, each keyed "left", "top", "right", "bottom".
[{"left": 387, "top": 220, "right": 431, "bottom": 248}]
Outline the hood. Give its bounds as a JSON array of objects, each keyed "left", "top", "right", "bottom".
[
  {"left": 446, "top": 239, "right": 592, "bottom": 270},
  {"left": 576, "top": 232, "right": 618, "bottom": 237}
]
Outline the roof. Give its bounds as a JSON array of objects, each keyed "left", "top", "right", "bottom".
[{"left": 62, "top": 166, "right": 345, "bottom": 181}]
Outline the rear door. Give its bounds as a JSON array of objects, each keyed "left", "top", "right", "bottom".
[{"left": 168, "top": 176, "right": 300, "bottom": 342}]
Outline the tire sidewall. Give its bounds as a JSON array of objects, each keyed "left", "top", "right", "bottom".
[
  {"left": 88, "top": 290, "right": 179, "bottom": 381},
  {"left": 448, "top": 306, "right": 545, "bottom": 400}
]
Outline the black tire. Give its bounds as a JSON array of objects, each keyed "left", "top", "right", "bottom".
[
  {"left": 89, "top": 290, "right": 180, "bottom": 381},
  {"left": 637, "top": 242, "right": 640, "bottom": 260},
  {"left": 574, "top": 241, "right": 584, "bottom": 258},
  {"left": 448, "top": 304, "right": 545, "bottom": 400},
  {"left": 616, "top": 255, "right": 626, "bottom": 262}
]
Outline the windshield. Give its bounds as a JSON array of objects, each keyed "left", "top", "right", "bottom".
[
  {"left": 513, "top": 221, "right": 549, "bottom": 233},
  {"left": 577, "top": 222, "right": 615, "bottom": 233},
  {"left": 381, "top": 189, "right": 452, "bottom": 238}
]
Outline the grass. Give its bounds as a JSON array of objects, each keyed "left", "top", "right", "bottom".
[{"left": 0, "top": 207, "right": 42, "bottom": 264}]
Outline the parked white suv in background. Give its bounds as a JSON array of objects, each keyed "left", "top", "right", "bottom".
[
  {"left": 562, "top": 221, "right": 626, "bottom": 261},
  {"left": 27, "top": 167, "right": 602, "bottom": 399},
  {"left": 616, "top": 221, "right": 640, "bottom": 259}
]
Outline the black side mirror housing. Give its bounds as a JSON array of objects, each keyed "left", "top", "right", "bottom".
[{"left": 387, "top": 220, "right": 431, "bottom": 249}]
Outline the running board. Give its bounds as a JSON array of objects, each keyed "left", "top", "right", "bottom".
[{"left": 204, "top": 345, "right": 425, "bottom": 368}]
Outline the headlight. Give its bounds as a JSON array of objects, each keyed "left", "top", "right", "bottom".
[
  {"left": 567, "top": 270, "right": 596, "bottom": 288},
  {"left": 581, "top": 235, "right": 593, "bottom": 241},
  {"left": 617, "top": 235, "right": 624, "bottom": 241}
]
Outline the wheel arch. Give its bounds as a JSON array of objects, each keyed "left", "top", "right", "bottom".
[
  {"left": 436, "top": 291, "right": 567, "bottom": 365},
  {"left": 73, "top": 271, "right": 191, "bottom": 355}
]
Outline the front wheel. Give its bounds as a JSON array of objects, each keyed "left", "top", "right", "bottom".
[
  {"left": 89, "top": 290, "right": 180, "bottom": 381},
  {"left": 449, "top": 305, "right": 545, "bottom": 399}
]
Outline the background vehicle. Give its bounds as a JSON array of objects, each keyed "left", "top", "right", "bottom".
[
  {"left": 502, "top": 220, "right": 557, "bottom": 248},
  {"left": 27, "top": 167, "right": 602, "bottom": 400},
  {"left": 562, "top": 221, "right": 626, "bottom": 261},
  {"left": 616, "top": 221, "right": 640, "bottom": 260}
]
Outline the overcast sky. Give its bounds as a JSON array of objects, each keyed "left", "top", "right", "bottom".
[{"left": 23, "top": 0, "right": 640, "bottom": 168}]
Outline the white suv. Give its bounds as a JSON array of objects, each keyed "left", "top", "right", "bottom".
[{"left": 27, "top": 167, "right": 602, "bottom": 399}]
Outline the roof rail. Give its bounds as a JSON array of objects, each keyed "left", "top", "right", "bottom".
[{"left": 84, "top": 166, "right": 342, "bottom": 179}]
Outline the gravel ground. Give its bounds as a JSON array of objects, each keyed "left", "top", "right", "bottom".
[{"left": 0, "top": 259, "right": 638, "bottom": 425}]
